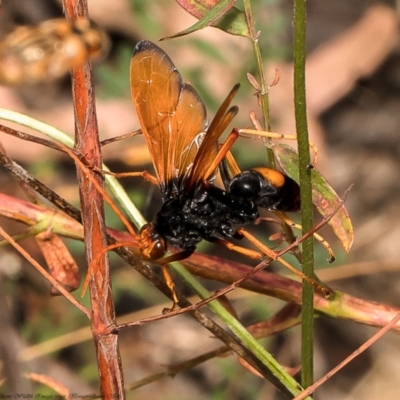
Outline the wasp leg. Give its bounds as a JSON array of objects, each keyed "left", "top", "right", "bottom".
[
  {"left": 208, "top": 237, "right": 264, "bottom": 259},
  {"left": 202, "top": 128, "right": 240, "bottom": 182},
  {"left": 238, "top": 228, "right": 330, "bottom": 296},
  {"left": 239, "top": 128, "right": 318, "bottom": 166},
  {"left": 156, "top": 250, "right": 194, "bottom": 311},
  {"left": 100, "top": 129, "right": 142, "bottom": 146},
  {"left": 209, "top": 229, "right": 329, "bottom": 297},
  {"left": 91, "top": 168, "right": 158, "bottom": 186},
  {"left": 160, "top": 264, "right": 179, "bottom": 312},
  {"left": 274, "top": 211, "right": 335, "bottom": 263},
  {"left": 206, "top": 235, "right": 328, "bottom": 296}
]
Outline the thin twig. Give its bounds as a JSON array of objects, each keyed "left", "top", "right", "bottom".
[
  {"left": 0, "top": 227, "right": 90, "bottom": 317},
  {"left": 294, "top": 313, "right": 400, "bottom": 400}
]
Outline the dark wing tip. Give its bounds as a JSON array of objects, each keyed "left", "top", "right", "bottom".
[
  {"left": 133, "top": 40, "right": 160, "bottom": 56},
  {"left": 132, "top": 40, "right": 173, "bottom": 70}
]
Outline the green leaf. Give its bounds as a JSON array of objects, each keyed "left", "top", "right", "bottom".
[
  {"left": 161, "top": 0, "right": 250, "bottom": 39},
  {"left": 273, "top": 144, "right": 354, "bottom": 253},
  {"left": 176, "top": 0, "right": 232, "bottom": 19}
]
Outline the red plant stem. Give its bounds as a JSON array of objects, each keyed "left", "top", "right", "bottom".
[
  {"left": 62, "top": 1, "right": 125, "bottom": 397},
  {"left": 1, "top": 191, "right": 399, "bottom": 332}
]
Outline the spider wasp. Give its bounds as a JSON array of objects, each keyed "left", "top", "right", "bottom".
[{"left": 130, "top": 40, "right": 300, "bottom": 266}]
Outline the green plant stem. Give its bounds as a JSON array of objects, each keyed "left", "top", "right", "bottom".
[
  {"left": 243, "top": 0, "right": 275, "bottom": 168},
  {"left": 293, "top": 0, "right": 315, "bottom": 391},
  {"left": 172, "top": 261, "right": 310, "bottom": 398}
]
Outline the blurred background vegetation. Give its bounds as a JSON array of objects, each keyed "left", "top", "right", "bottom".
[{"left": 0, "top": 0, "right": 400, "bottom": 398}]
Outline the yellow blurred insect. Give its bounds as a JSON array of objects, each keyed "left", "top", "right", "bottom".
[{"left": 0, "top": 18, "right": 110, "bottom": 85}]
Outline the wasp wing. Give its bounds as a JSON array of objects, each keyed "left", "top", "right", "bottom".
[
  {"left": 173, "top": 83, "right": 208, "bottom": 191},
  {"left": 184, "top": 84, "right": 240, "bottom": 193},
  {"left": 130, "top": 40, "right": 207, "bottom": 195}
]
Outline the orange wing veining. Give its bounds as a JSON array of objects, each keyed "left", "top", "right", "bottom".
[
  {"left": 130, "top": 40, "right": 207, "bottom": 195},
  {"left": 172, "top": 83, "right": 208, "bottom": 191}
]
